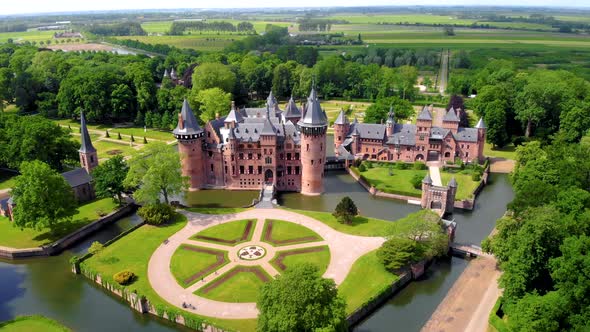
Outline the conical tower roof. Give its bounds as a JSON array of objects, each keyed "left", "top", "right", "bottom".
[
  {"left": 386, "top": 105, "right": 395, "bottom": 124},
  {"left": 298, "top": 86, "right": 327, "bottom": 128},
  {"left": 443, "top": 108, "right": 460, "bottom": 122},
  {"left": 334, "top": 109, "right": 349, "bottom": 125},
  {"left": 422, "top": 173, "right": 432, "bottom": 184},
  {"left": 475, "top": 117, "right": 487, "bottom": 129},
  {"left": 79, "top": 111, "right": 96, "bottom": 153},
  {"left": 284, "top": 96, "right": 301, "bottom": 118},
  {"left": 225, "top": 101, "right": 244, "bottom": 123},
  {"left": 267, "top": 90, "right": 278, "bottom": 109},
  {"left": 163, "top": 69, "right": 170, "bottom": 78},
  {"left": 448, "top": 177, "right": 458, "bottom": 188},
  {"left": 261, "top": 110, "right": 277, "bottom": 136},
  {"left": 417, "top": 106, "right": 432, "bottom": 121},
  {"left": 173, "top": 99, "right": 203, "bottom": 136}
]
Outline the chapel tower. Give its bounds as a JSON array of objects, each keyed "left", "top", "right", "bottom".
[
  {"left": 174, "top": 99, "right": 205, "bottom": 190},
  {"left": 79, "top": 111, "right": 98, "bottom": 173},
  {"left": 333, "top": 109, "right": 350, "bottom": 150}
]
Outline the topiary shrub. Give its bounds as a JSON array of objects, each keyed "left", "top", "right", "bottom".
[
  {"left": 88, "top": 241, "right": 104, "bottom": 254},
  {"left": 113, "top": 270, "right": 136, "bottom": 285},
  {"left": 138, "top": 203, "right": 175, "bottom": 225},
  {"left": 413, "top": 161, "right": 427, "bottom": 170},
  {"left": 365, "top": 161, "right": 373, "bottom": 169},
  {"left": 358, "top": 164, "right": 367, "bottom": 172},
  {"left": 410, "top": 173, "right": 424, "bottom": 189},
  {"left": 395, "top": 161, "right": 408, "bottom": 170}
]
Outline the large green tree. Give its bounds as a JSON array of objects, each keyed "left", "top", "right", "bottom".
[
  {"left": 257, "top": 263, "right": 346, "bottom": 332},
  {"left": 484, "top": 100, "right": 510, "bottom": 148},
  {"left": 92, "top": 155, "right": 129, "bottom": 204},
  {"left": 189, "top": 87, "right": 231, "bottom": 124},
  {"left": 11, "top": 160, "right": 77, "bottom": 232},
  {"left": 124, "top": 142, "right": 188, "bottom": 204},
  {"left": 192, "top": 62, "right": 236, "bottom": 93},
  {"left": 363, "top": 96, "right": 414, "bottom": 124}
]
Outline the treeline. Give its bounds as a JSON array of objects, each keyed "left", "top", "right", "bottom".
[
  {"left": 483, "top": 135, "right": 590, "bottom": 331},
  {"left": 298, "top": 19, "right": 342, "bottom": 32},
  {"left": 168, "top": 21, "right": 255, "bottom": 35},
  {"left": 106, "top": 38, "right": 186, "bottom": 56},
  {"left": 348, "top": 48, "right": 440, "bottom": 69},
  {"left": 0, "top": 23, "right": 27, "bottom": 33},
  {"left": 85, "top": 22, "right": 146, "bottom": 36}
]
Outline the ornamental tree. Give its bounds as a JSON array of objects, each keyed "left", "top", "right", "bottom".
[
  {"left": 91, "top": 155, "right": 129, "bottom": 205},
  {"left": 333, "top": 196, "right": 358, "bottom": 225},
  {"left": 11, "top": 160, "right": 77, "bottom": 233},
  {"left": 257, "top": 263, "right": 346, "bottom": 332}
]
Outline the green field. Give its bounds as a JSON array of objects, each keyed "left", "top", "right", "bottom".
[
  {"left": 354, "top": 166, "right": 428, "bottom": 197},
  {"left": 484, "top": 142, "right": 517, "bottom": 160},
  {"left": 184, "top": 190, "right": 258, "bottom": 208},
  {"left": 0, "top": 198, "right": 118, "bottom": 248},
  {"left": 286, "top": 209, "right": 393, "bottom": 237},
  {"left": 328, "top": 14, "right": 477, "bottom": 26},
  {"left": 0, "top": 315, "right": 71, "bottom": 332},
  {"left": 192, "top": 219, "right": 256, "bottom": 245},
  {"left": 93, "top": 140, "right": 138, "bottom": 159},
  {"left": 270, "top": 246, "right": 330, "bottom": 275},
  {"left": 170, "top": 244, "right": 229, "bottom": 287},
  {"left": 185, "top": 207, "right": 250, "bottom": 214},
  {"left": 338, "top": 250, "right": 398, "bottom": 314},
  {"left": 81, "top": 213, "right": 257, "bottom": 332},
  {"left": 196, "top": 266, "right": 271, "bottom": 303},
  {"left": 0, "top": 30, "right": 62, "bottom": 43},
  {"left": 263, "top": 219, "right": 322, "bottom": 246},
  {"left": 440, "top": 171, "right": 480, "bottom": 200},
  {"left": 115, "top": 35, "right": 247, "bottom": 51},
  {"left": 53, "top": 118, "right": 173, "bottom": 141}
]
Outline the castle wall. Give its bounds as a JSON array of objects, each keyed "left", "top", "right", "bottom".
[
  {"left": 300, "top": 131, "right": 326, "bottom": 195},
  {"left": 178, "top": 139, "right": 204, "bottom": 190}
]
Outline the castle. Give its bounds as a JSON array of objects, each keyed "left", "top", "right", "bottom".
[
  {"left": 173, "top": 87, "right": 328, "bottom": 195},
  {"left": 333, "top": 106, "right": 486, "bottom": 163}
]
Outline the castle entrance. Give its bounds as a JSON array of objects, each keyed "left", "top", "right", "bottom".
[
  {"left": 427, "top": 150, "right": 440, "bottom": 161},
  {"left": 264, "top": 169, "right": 274, "bottom": 185}
]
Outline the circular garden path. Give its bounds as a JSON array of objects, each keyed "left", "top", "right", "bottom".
[{"left": 147, "top": 208, "right": 385, "bottom": 319}]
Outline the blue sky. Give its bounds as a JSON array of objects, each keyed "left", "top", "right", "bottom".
[{"left": 1, "top": 0, "right": 589, "bottom": 15}]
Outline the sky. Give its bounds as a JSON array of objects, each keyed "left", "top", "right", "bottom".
[{"left": 1, "top": 0, "right": 589, "bottom": 15}]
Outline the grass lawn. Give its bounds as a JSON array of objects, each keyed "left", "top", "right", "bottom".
[
  {"left": 286, "top": 209, "right": 393, "bottom": 237},
  {"left": 184, "top": 189, "right": 259, "bottom": 208},
  {"left": 0, "top": 198, "right": 118, "bottom": 248},
  {"left": 185, "top": 207, "right": 249, "bottom": 214},
  {"left": 0, "top": 170, "right": 18, "bottom": 190},
  {"left": 263, "top": 219, "right": 322, "bottom": 246},
  {"left": 484, "top": 142, "right": 517, "bottom": 160},
  {"left": 81, "top": 213, "right": 257, "bottom": 331},
  {"left": 93, "top": 140, "right": 139, "bottom": 159},
  {"left": 270, "top": 245, "right": 330, "bottom": 275},
  {"left": 53, "top": 118, "right": 172, "bottom": 141},
  {"left": 170, "top": 244, "right": 229, "bottom": 287},
  {"left": 0, "top": 315, "right": 71, "bottom": 332},
  {"left": 196, "top": 266, "right": 271, "bottom": 303},
  {"left": 338, "top": 250, "right": 398, "bottom": 314},
  {"left": 192, "top": 219, "right": 256, "bottom": 245},
  {"left": 440, "top": 171, "right": 480, "bottom": 200},
  {"left": 355, "top": 166, "right": 427, "bottom": 197}
]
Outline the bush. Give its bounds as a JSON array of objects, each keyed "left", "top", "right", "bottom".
[
  {"left": 472, "top": 173, "right": 481, "bottom": 181},
  {"left": 95, "top": 208, "right": 108, "bottom": 217},
  {"left": 358, "top": 164, "right": 367, "bottom": 172},
  {"left": 105, "top": 130, "right": 110, "bottom": 138},
  {"left": 513, "top": 136, "right": 527, "bottom": 147},
  {"left": 410, "top": 173, "right": 423, "bottom": 189},
  {"left": 365, "top": 161, "right": 373, "bottom": 169},
  {"left": 138, "top": 203, "right": 175, "bottom": 225},
  {"left": 117, "top": 132, "right": 122, "bottom": 140},
  {"left": 394, "top": 161, "right": 409, "bottom": 170},
  {"left": 88, "top": 241, "right": 104, "bottom": 254},
  {"left": 143, "top": 136, "right": 147, "bottom": 144},
  {"left": 413, "top": 161, "right": 427, "bottom": 170},
  {"left": 113, "top": 270, "right": 136, "bottom": 285},
  {"left": 377, "top": 238, "right": 425, "bottom": 271}
]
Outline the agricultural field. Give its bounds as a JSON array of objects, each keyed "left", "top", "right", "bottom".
[
  {"left": 141, "top": 19, "right": 292, "bottom": 35},
  {"left": 0, "top": 30, "right": 62, "bottom": 43},
  {"left": 327, "top": 14, "right": 478, "bottom": 26},
  {"left": 114, "top": 34, "right": 247, "bottom": 51}
]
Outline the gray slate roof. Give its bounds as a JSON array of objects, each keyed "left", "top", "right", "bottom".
[
  {"left": 423, "top": 173, "right": 432, "bottom": 184},
  {"left": 298, "top": 87, "right": 328, "bottom": 128},
  {"left": 62, "top": 168, "right": 92, "bottom": 188},
  {"left": 387, "top": 123, "right": 417, "bottom": 145},
  {"left": 417, "top": 106, "right": 432, "bottom": 121},
  {"left": 173, "top": 99, "right": 203, "bottom": 136},
  {"left": 261, "top": 116, "right": 277, "bottom": 135},
  {"left": 475, "top": 117, "right": 487, "bottom": 129},
  {"left": 350, "top": 123, "right": 386, "bottom": 140},
  {"left": 283, "top": 97, "right": 301, "bottom": 119},
  {"left": 79, "top": 111, "right": 96, "bottom": 154},
  {"left": 225, "top": 103, "right": 244, "bottom": 123},
  {"left": 443, "top": 109, "right": 460, "bottom": 122},
  {"left": 334, "top": 110, "right": 349, "bottom": 125},
  {"left": 448, "top": 177, "right": 458, "bottom": 187},
  {"left": 0, "top": 198, "right": 8, "bottom": 211},
  {"left": 454, "top": 127, "right": 479, "bottom": 142}
]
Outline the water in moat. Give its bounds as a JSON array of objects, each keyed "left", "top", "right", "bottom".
[{"left": 0, "top": 171, "right": 513, "bottom": 332}]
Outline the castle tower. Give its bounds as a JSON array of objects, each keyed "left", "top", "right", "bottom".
[
  {"left": 442, "top": 107, "right": 460, "bottom": 133},
  {"left": 224, "top": 101, "right": 243, "bottom": 129},
  {"left": 173, "top": 99, "right": 205, "bottom": 191},
  {"left": 298, "top": 86, "right": 328, "bottom": 196},
  {"left": 416, "top": 106, "right": 433, "bottom": 133},
  {"left": 475, "top": 117, "right": 487, "bottom": 162},
  {"left": 420, "top": 173, "right": 432, "bottom": 209},
  {"left": 79, "top": 111, "right": 98, "bottom": 173},
  {"left": 386, "top": 105, "right": 395, "bottom": 137},
  {"left": 333, "top": 109, "right": 350, "bottom": 150},
  {"left": 446, "top": 177, "right": 457, "bottom": 213},
  {"left": 283, "top": 96, "right": 302, "bottom": 124}
]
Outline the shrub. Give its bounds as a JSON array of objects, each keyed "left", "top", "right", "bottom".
[
  {"left": 512, "top": 136, "right": 527, "bottom": 147},
  {"left": 413, "top": 161, "right": 427, "bottom": 170},
  {"left": 113, "top": 270, "right": 136, "bottom": 285},
  {"left": 95, "top": 208, "right": 107, "bottom": 217},
  {"left": 130, "top": 134, "right": 135, "bottom": 142},
  {"left": 117, "top": 132, "right": 122, "bottom": 140},
  {"left": 394, "top": 161, "right": 409, "bottom": 170},
  {"left": 105, "top": 130, "right": 110, "bottom": 138},
  {"left": 358, "top": 164, "right": 367, "bottom": 172},
  {"left": 365, "top": 161, "right": 373, "bottom": 169},
  {"left": 138, "top": 203, "right": 175, "bottom": 225},
  {"left": 472, "top": 173, "right": 481, "bottom": 181},
  {"left": 88, "top": 241, "right": 104, "bottom": 254},
  {"left": 143, "top": 136, "right": 147, "bottom": 144},
  {"left": 377, "top": 238, "right": 425, "bottom": 271},
  {"left": 410, "top": 173, "right": 423, "bottom": 189}
]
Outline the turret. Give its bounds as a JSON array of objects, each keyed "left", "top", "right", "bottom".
[
  {"left": 442, "top": 107, "right": 460, "bottom": 133},
  {"left": 267, "top": 90, "right": 279, "bottom": 111},
  {"left": 224, "top": 101, "right": 243, "bottom": 128},
  {"left": 333, "top": 109, "right": 350, "bottom": 150},
  {"left": 386, "top": 105, "right": 395, "bottom": 137},
  {"left": 79, "top": 111, "right": 98, "bottom": 173},
  {"left": 298, "top": 86, "right": 328, "bottom": 195},
  {"left": 420, "top": 173, "right": 432, "bottom": 209},
  {"left": 446, "top": 177, "right": 457, "bottom": 213},
  {"left": 416, "top": 106, "right": 433, "bottom": 133},
  {"left": 283, "top": 96, "right": 301, "bottom": 124},
  {"left": 170, "top": 68, "right": 178, "bottom": 80},
  {"left": 173, "top": 99, "right": 205, "bottom": 190},
  {"left": 475, "top": 117, "right": 487, "bottom": 162}
]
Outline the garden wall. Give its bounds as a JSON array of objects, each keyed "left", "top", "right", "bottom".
[{"left": 0, "top": 203, "right": 136, "bottom": 260}]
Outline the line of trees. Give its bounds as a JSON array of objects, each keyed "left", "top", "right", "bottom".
[
  {"left": 85, "top": 22, "right": 146, "bottom": 36},
  {"left": 168, "top": 21, "right": 255, "bottom": 35}
]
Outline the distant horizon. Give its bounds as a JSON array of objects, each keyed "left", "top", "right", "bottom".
[{"left": 2, "top": 1, "right": 590, "bottom": 16}]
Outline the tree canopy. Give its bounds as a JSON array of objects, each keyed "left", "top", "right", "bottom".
[{"left": 91, "top": 155, "right": 129, "bottom": 204}]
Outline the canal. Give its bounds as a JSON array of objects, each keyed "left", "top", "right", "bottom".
[{"left": 0, "top": 171, "right": 513, "bottom": 332}]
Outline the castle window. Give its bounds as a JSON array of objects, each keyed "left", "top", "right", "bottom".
[
  {"left": 461, "top": 144, "right": 464, "bottom": 149},
  {"left": 287, "top": 153, "right": 292, "bottom": 160},
  {"left": 465, "top": 152, "right": 469, "bottom": 157},
  {"left": 295, "top": 153, "right": 300, "bottom": 160},
  {"left": 240, "top": 166, "right": 244, "bottom": 174},
  {"left": 258, "top": 153, "right": 262, "bottom": 159},
  {"left": 249, "top": 166, "right": 253, "bottom": 174},
  {"left": 280, "top": 154, "right": 283, "bottom": 160},
  {"left": 467, "top": 145, "right": 470, "bottom": 149},
  {"left": 248, "top": 153, "right": 252, "bottom": 159},
  {"left": 311, "top": 160, "right": 314, "bottom": 165},
  {"left": 287, "top": 166, "right": 292, "bottom": 175},
  {"left": 248, "top": 144, "right": 252, "bottom": 148},
  {"left": 319, "top": 159, "right": 322, "bottom": 164},
  {"left": 239, "top": 153, "right": 244, "bottom": 159},
  {"left": 258, "top": 166, "right": 262, "bottom": 174},
  {"left": 320, "top": 144, "right": 322, "bottom": 151},
  {"left": 337, "top": 136, "right": 341, "bottom": 141},
  {"left": 208, "top": 132, "right": 211, "bottom": 138},
  {"left": 90, "top": 156, "right": 94, "bottom": 163},
  {"left": 210, "top": 164, "right": 214, "bottom": 172},
  {"left": 225, "top": 166, "right": 228, "bottom": 174},
  {"left": 265, "top": 157, "right": 272, "bottom": 164},
  {"left": 232, "top": 166, "right": 235, "bottom": 174},
  {"left": 295, "top": 166, "right": 300, "bottom": 175},
  {"left": 307, "top": 144, "right": 309, "bottom": 151},
  {"left": 231, "top": 155, "right": 234, "bottom": 161}
]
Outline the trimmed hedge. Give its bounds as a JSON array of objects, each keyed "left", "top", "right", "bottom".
[{"left": 114, "top": 270, "right": 136, "bottom": 285}]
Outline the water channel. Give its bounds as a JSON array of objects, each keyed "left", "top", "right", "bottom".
[{"left": 0, "top": 170, "right": 513, "bottom": 331}]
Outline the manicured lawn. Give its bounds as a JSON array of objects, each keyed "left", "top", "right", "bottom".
[
  {"left": 170, "top": 244, "right": 229, "bottom": 287},
  {"left": 338, "top": 250, "right": 399, "bottom": 314},
  {"left": 0, "top": 170, "right": 17, "bottom": 190},
  {"left": 184, "top": 190, "right": 258, "bottom": 208},
  {"left": 0, "top": 315, "right": 71, "bottom": 332},
  {"left": 0, "top": 198, "right": 119, "bottom": 248},
  {"left": 484, "top": 142, "right": 517, "bottom": 160},
  {"left": 286, "top": 209, "right": 393, "bottom": 237},
  {"left": 440, "top": 171, "right": 480, "bottom": 200},
  {"left": 263, "top": 219, "right": 322, "bottom": 246},
  {"left": 53, "top": 118, "right": 173, "bottom": 141},
  {"left": 354, "top": 166, "right": 427, "bottom": 197},
  {"left": 196, "top": 266, "right": 271, "bottom": 303},
  {"left": 81, "top": 213, "right": 257, "bottom": 332},
  {"left": 185, "top": 207, "right": 249, "bottom": 214},
  {"left": 93, "top": 140, "right": 138, "bottom": 159},
  {"left": 270, "top": 245, "right": 330, "bottom": 275},
  {"left": 192, "top": 219, "right": 256, "bottom": 245}
]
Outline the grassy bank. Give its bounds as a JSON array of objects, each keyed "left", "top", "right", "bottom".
[{"left": 0, "top": 315, "right": 71, "bottom": 332}]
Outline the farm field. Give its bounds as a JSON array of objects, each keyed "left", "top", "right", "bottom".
[
  {"left": 141, "top": 20, "right": 292, "bottom": 34},
  {"left": 114, "top": 34, "right": 247, "bottom": 51},
  {"left": 0, "top": 30, "right": 62, "bottom": 43}
]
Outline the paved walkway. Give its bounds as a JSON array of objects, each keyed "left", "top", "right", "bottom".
[
  {"left": 429, "top": 165, "right": 443, "bottom": 186},
  {"left": 147, "top": 209, "right": 385, "bottom": 319}
]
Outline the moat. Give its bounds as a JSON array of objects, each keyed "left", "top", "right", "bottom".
[{"left": 0, "top": 171, "right": 513, "bottom": 332}]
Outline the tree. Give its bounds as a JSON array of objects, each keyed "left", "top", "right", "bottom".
[
  {"left": 11, "top": 160, "right": 77, "bottom": 233},
  {"left": 377, "top": 237, "right": 425, "bottom": 271},
  {"left": 390, "top": 210, "right": 448, "bottom": 260},
  {"left": 124, "top": 142, "right": 188, "bottom": 204},
  {"left": 485, "top": 101, "right": 510, "bottom": 148},
  {"left": 91, "top": 155, "right": 129, "bottom": 204},
  {"left": 363, "top": 96, "right": 414, "bottom": 124},
  {"left": 190, "top": 88, "right": 231, "bottom": 124},
  {"left": 332, "top": 196, "right": 358, "bottom": 224},
  {"left": 257, "top": 263, "right": 346, "bottom": 332},
  {"left": 507, "top": 292, "right": 565, "bottom": 332},
  {"left": 192, "top": 62, "right": 236, "bottom": 93}
]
